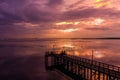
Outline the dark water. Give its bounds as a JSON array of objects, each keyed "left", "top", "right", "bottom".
[{"left": 0, "top": 39, "right": 120, "bottom": 80}]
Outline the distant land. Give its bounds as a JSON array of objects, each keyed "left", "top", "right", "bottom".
[
  {"left": 0, "top": 37, "right": 120, "bottom": 42},
  {"left": 77, "top": 37, "right": 120, "bottom": 39}
]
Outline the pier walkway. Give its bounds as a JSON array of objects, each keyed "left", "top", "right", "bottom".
[{"left": 45, "top": 51, "right": 120, "bottom": 80}]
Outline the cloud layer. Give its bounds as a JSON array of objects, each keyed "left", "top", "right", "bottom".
[{"left": 0, "top": 0, "right": 120, "bottom": 38}]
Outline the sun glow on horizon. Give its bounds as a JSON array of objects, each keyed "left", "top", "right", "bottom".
[
  {"left": 94, "top": 18, "right": 105, "bottom": 25},
  {"left": 59, "top": 28, "right": 79, "bottom": 33}
]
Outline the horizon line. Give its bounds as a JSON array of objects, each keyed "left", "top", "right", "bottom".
[{"left": 1, "top": 37, "right": 120, "bottom": 39}]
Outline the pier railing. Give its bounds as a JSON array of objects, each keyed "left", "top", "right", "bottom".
[{"left": 45, "top": 51, "right": 120, "bottom": 80}]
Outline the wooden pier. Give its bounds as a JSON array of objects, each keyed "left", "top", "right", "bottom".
[{"left": 45, "top": 51, "right": 120, "bottom": 80}]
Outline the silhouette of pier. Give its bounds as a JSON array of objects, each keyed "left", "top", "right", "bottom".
[{"left": 45, "top": 51, "right": 120, "bottom": 80}]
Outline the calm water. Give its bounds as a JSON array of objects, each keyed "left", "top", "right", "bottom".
[{"left": 0, "top": 39, "right": 120, "bottom": 80}]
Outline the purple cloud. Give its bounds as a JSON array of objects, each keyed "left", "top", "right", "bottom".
[
  {"left": 0, "top": 0, "right": 120, "bottom": 38},
  {"left": 46, "top": 0, "right": 63, "bottom": 7},
  {"left": 60, "top": 8, "right": 120, "bottom": 21}
]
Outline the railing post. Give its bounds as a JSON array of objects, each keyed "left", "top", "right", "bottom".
[
  {"left": 98, "top": 72, "right": 100, "bottom": 80},
  {"left": 66, "top": 60, "right": 69, "bottom": 71},
  {"left": 45, "top": 54, "right": 48, "bottom": 69},
  {"left": 84, "top": 67, "right": 86, "bottom": 79}
]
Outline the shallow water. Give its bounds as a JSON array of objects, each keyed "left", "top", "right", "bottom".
[{"left": 0, "top": 39, "right": 120, "bottom": 80}]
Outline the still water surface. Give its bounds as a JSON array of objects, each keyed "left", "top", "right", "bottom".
[{"left": 0, "top": 39, "right": 120, "bottom": 80}]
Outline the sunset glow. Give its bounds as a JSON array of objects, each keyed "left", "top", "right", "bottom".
[
  {"left": 94, "top": 0, "right": 111, "bottom": 8},
  {"left": 95, "top": 0, "right": 101, "bottom": 3},
  {"left": 62, "top": 44, "right": 74, "bottom": 48},
  {"left": 55, "top": 22, "right": 80, "bottom": 26},
  {"left": 94, "top": 18, "right": 105, "bottom": 25},
  {"left": 1, "top": 0, "right": 120, "bottom": 80},
  {"left": 0, "top": 0, "right": 120, "bottom": 38},
  {"left": 55, "top": 22, "right": 73, "bottom": 25},
  {"left": 55, "top": 18, "right": 105, "bottom": 27},
  {"left": 59, "top": 28, "right": 79, "bottom": 33}
]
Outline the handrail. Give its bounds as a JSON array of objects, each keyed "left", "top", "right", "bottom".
[{"left": 45, "top": 52, "right": 120, "bottom": 72}]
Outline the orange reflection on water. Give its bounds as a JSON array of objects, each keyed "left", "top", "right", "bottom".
[
  {"left": 51, "top": 39, "right": 120, "bottom": 66},
  {"left": 94, "top": 51, "right": 105, "bottom": 58},
  {"left": 62, "top": 44, "right": 74, "bottom": 48}
]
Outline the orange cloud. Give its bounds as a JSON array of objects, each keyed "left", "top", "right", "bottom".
[
  {"left": 59, "top": 28, "right": 79, "bottom": 33},
  {"left": 55, "top": 22, "right": 80, "bottom": 25}
]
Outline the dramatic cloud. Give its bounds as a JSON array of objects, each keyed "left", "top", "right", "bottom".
[{"left": 0, "top": 0, "right": 120, "bottom": 38}]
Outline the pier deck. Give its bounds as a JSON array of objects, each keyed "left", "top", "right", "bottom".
[{"left": 45, "top": 51, "right": 120, "bottom": 80}]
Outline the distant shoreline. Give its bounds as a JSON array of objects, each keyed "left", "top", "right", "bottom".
[{"left": 0, "top": 38, "right": 120, "bottom": 41}]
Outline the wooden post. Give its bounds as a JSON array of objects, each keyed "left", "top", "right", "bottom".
[
  {"left": 84, "top": 67, "right": 86, "bottom": 79},
  {"left": 98, "top": 72, "right": 100, "bottom": 80},
  {"left": 45, "top": 55, "right": 48, "bottom": 69}
]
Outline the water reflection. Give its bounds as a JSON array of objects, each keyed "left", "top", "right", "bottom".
[
  {"left": 93, "top": 50, "right": 105, "bottom": 58},
  {"left": 0, "top": 39, "right": 120, "bottom": 80},
  {"left": 51, "top": 39, "right": 120, "bottom": 66}
]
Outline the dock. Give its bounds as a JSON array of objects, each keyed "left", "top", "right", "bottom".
[{"left": 45, "top": 51, "right": 120, "bottom": 80}]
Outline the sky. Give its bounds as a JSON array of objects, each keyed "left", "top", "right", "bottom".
[{"left": 0, "top": 0, "right": 120, "bottom": 38}]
